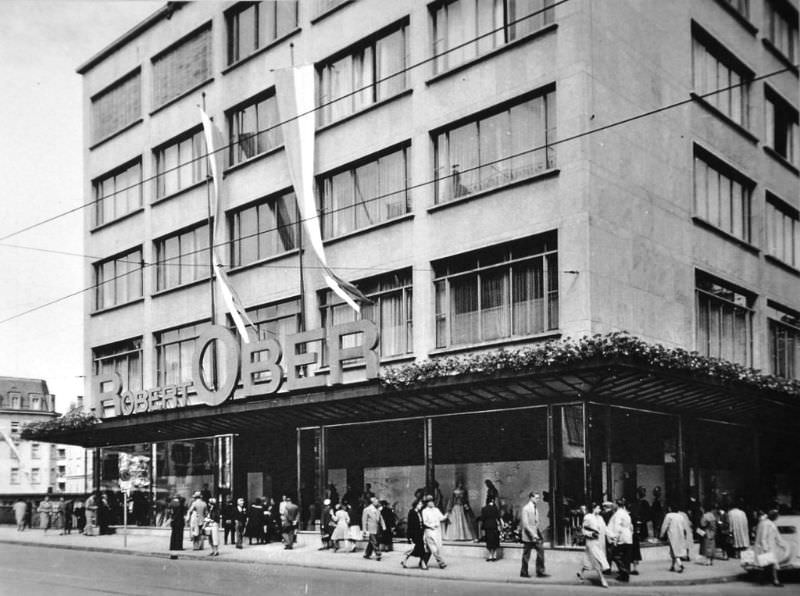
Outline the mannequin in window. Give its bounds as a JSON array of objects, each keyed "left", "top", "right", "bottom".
[{"left": 443, "top": 479, "right": 476, "bottom": 541}]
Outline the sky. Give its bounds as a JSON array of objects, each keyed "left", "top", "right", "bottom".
[{"left": 0, "top": 0, "right": 163, "bottom": 412}]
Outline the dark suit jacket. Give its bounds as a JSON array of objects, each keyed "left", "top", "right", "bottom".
[{"left": 406, "top": 509, "right": 423, "bottom": 543}]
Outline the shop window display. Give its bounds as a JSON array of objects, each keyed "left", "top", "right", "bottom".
[
  {"left": 687, "top": 420, "right": 754, "bottom": 508},
  {"left": 432, "top": 408, "right": 550, "bottom": 543}
]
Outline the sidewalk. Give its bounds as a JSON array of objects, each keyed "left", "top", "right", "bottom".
[{"left": 0, "top": 525, "right": 746, "bottom": 587}]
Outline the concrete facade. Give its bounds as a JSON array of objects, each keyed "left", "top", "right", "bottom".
[{"left": 80, "top": 0, "right": 798, "bottom": 398}]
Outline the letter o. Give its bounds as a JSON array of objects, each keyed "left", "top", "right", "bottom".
[
  {"left": 120, "top": 391, "right": 135, "bottom": 416},
  {"left": 191, "top": 325, "right": 241, "bottom": 407}
]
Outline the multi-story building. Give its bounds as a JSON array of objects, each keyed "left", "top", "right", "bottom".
[
  {"left": 0, "top": 377, "right": 59, "bottom": 494},
  {"left": 54, "top": 0, "right": 799, "bottom": 542}
]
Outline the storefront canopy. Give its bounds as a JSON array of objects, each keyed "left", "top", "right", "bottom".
[{"left": 44, "top": 359, "right": 800, "bottom": 447}]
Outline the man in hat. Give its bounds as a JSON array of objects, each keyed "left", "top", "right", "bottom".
[
  {"left": 362, "top": 496, "right": 386, "bottom": 561},
  {"left": 520, "top": 492, "right": 548, "bottom": 578},
  {"left": 281, "top": 494, "right": 299, "bottom": 549},
  {"left": 320, "top": 498, "right": 334, "bottom": 550},
  {"left": 186, "top": 491, "right": 208, "bottom": 550}
]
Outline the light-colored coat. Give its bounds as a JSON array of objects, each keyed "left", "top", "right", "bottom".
[
  {"left": 727, "top": 508, "right": 750, "bottom": 549},
  {"left": 361, "top": 504, "right": 385, "bottom": 535},
  {"left": 660, "top": 512, "right": 691, "bottom": 557},
  {"left": 521, "top": 501, "right": 541, "bottom": 543},
  {"left": 607, "top": 508, "right": 633, "bottom": 545}
]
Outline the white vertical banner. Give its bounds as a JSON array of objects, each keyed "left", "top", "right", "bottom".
[
  {"left": 199, "top": 108, "right": 256, "bottom": 342},
  {"left": 275, "top": 65, "right": 368, "bottom": 313}
]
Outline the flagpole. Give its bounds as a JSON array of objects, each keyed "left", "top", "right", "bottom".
[
  {"left": 297, "top": 213, "right": 306, "bottom": 332},
  {"left": 202, "top": 93, "right": 218, "bottom": 392}
]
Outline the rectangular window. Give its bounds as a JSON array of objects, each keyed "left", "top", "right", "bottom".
[
  {"left": 227, "top": 91, "right": 283, "bottom": 166},
  {"left": 319, "top": 145, "right": 410, "bottom": 238},
  {"left": 10, "top": 421, "right": 19, "bottom": 437},
  {"left": 10, "top": 468, "right": 19, "bottom": 485},
  {"left": 695, "top": 272, "right": 754, "bottom": 366},
  {"left": 10, "top": 394, "right": 20, "bottom": 409},
  {"left": 57, "top": 448, "right": 66, "bottom": 459},
  {"left": 91, "top": 70, "right": 141, "bottom": 144},
  {"left": 152, "top": 26, "right": 212, "bottom": 109},
  {"left": 766, "top": 194, "right": 799, "bottom": 268},
  {"left": 434, "top": 232, "right": 558, "bottom": 348},
  {"left": 93, "top": 248, "right": 143, "bottom": 311},
  {"left": 432, "top": 0, "right": 555, "bottom": 74},
  {"left": 155, "top": 223, "right": 210, "bottom": 291},
  {"left": 765, "top": 87, "right": 799, "bottom": 165},
  {"left": 92, "top": 338, "right": 143, "bottom": 394},
  {"left": 155, "top": 129, "right": 208, "bottom": 199},
  {"left": 769, "top": 302, "right": 800, "bottom": 379},
  {"left": 721, "top": 0, "right": 749, "bottom": 19},
  {"left": 434, "top": 89, "right": 556, "bottom": 204},
  {"left": 693, "top": 147, "right": 752, "bottom": 242},
  {"left": 320, "top": 269, "right": 413, "bottom": 360},
  {"left": 93, "top": 160, "right": 143, "bottom": 227},
  {"left": 766, "top": 0, "right": 798, "bottom": 63},
  {"left": 236, "top": 298, "right": 302, "bottom": 380},
  {"left": 31, "top": 468, "right": 40, "bottom": 484},
  {"left": 318, "top": 23, "right": 408, "bottom": 126},
  {"left": 315, "top": 0, "right": 350, "bottom": 17},
  {"left": 692, "top": 26, "right": 751, "bottom": 127},
  {"left": 230, "top": 192, "right": 297, "bottom": 267},
  {"left": 156, "top": 323, "right": 208, "bottom": 386},
  {"left": 226, "top": 1, "right": 298, "bottom": 65},
  {"left": 57, "top": 465, "right": 66, "bottom": 476},
  {"left": 31, "top": 443, "right": 40, "bottom": 459}
]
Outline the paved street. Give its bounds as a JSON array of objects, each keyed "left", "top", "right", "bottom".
[{"left": 0, "top": 543, "right": 797, "bottom": 596}]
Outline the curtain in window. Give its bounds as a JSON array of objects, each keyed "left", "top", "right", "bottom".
[
  {"left": 376, "top": 29, "right": 405, "bottom": 100},
  {"left": 380, "top": 291, "right": 405, "bottom": 355},
  {"left": 512, "top": 258, "right": 544, "bottom": 335},
  {"left": 259, "top": 96, "right": 282, "bottom": 152},
  {"left": 238, "top": 208, "right": 258, "bottom": 265},
  {"left": 354, "top": 161, "right": 379, "bottom": 229},
  {"left": 476, "top": 0, "right": 503, "bottom": 54},
  {"left": 327, "top": 56, "right": 352, "bottom": 123},
  {"left": 353, "top": 47, "right": 375, "bottom": 113},
  {"left": 274, "top": 193, "right": 296, "bottom": 251},
  {"left": 379, "top": 150, "right": 407, "bottom": 219},
  {"left": 448, "top": 123, "right": 480, "bottom": 198},
  {"left": 450, "top": 274, "right": 479, "bottom": 345},
  {"left": 480, "top": 268, "right": 509, "bottom": 340},
  {"left": 479, "top": 111, "right": 511, "bottom": 189}
]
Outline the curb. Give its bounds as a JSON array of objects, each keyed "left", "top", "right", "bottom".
[{"left": 0, "top": 538, "right": 747, "bottom": 587}]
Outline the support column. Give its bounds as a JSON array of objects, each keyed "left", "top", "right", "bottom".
[
  {"left": 677, "top": 416, "right": 687, "bottom": 509},
  {"left": 318, "top": 427, "right": 327, "bottom": 505},
  {"left": 604, "top": 403, "right": 612, "bottom": 502},
  {"left": 583, "top": 399, "right": 592, "bottom": 506},
  {"left": 296, "top": 428, "right": 302, "bottom": 513},
  {"left": 752, "top": 428, "right": 761, "bottom": 505},
  {"left": 424, "top": 417, "right": 434, "bottom": 491}
]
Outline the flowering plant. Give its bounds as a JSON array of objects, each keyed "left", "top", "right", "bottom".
[
  {"left": 20, "top": 406, "right": 99, "bottom": 440},
  {"left": 379, "top": 332, "right": 800, "bottom": 396}
]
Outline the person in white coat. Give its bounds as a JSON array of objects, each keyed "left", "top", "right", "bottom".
[
  {"left": 606, "top": 498, "right": 633, "bottom": 582},
  {"left": 660, "top": 504, "right": 690, "bottom": 573},
  {"left": 421, "top": 494, "right": 448, "bottom": 569},
  {"left": 577, "top": 503, "right": 610, "bottom": 588}
]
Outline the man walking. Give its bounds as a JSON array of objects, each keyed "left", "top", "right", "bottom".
[
  {"left": 13, "top": 498, "right": 27, "bottom": 532},
  {"left": 421, "top": 494, "right": 448, "bottom": 569},
  {"left": 520, "top": 492, "right": 548, "bottom": 578},
  {"left": 281, "top": 494, "right": 299, "bottom": 549},
  {"left": 362, "top": 496, "right": 386, "bottom": 560},
  {"left": 234, "top": 497, "right": 247, "bottom": 549},
  {"left": 607, "top": 498, "right": 634, "bottom": 582}
]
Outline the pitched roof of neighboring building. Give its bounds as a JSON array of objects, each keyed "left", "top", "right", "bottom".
[{"left": 0, "top": 377, "right": 50, "bottom": 397}]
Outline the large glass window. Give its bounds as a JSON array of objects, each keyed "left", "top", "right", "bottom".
[
  {"left": 432, "top": 0, "right": 555, "bottom": 74},
  {"left": 434, "top": 232, "right": 558, "bottom": 348},
  {"left": 235, "top": 298, "right": 302, "bottom": 381},
  {"left": 91, "top": 70, "right": 141, "bottom": 144},
  {"left": 766, "top": 193, "right": 799, "bottom": 268},
  {"left": 93, "top": 248, "right": 143, "bottom": 311},
  {"left": 765, "top": 86, "right": 798, "bottom": 166},
  {"left": 768, "top": 302, "right": 800, "bottom": 380},
  {"left": 92, "top": 338, "right": 143, "bottom": 394},
  {"left": 433, "top": 408, "right": 550, "bottom": 542},
  {"left": 227, "top": 92, "right": 282, "bottom": 166},
  {"left": 319, "top": 145, "right": 409, "bottom": 238},
  {"left": 320, "top": 269, "right": 413, "bottom": 360},
  {"left": 229, "top": 192, "right": 297, "bottom": 267},
  {"left": 152, "top": 26, "right": 212, "bottom": 109},
  {"left": 155, "top": 322, "right": 208, "bottom": 386},
  {"left": 93, "top": 160, "right": 143, "bottom": 227},
  {"left": 693, "top": 147, "right": 752, "bottom": 242},
  {"left": 695, "top": 272, "right": 754, "bottom": 365},
  {"left": 226, "top": 1, "right": 298, "bottom": 65},
  {"left": 155, "top": 129, "right": 208, "bottom": 199},
  {"left": 692, "top": 27, "right": 751, "bottom": 128},
  {"left": 434, "top": 89, "right": 556, "bottom": 204},
  {"left": 155, "top": 223, "right": 210, "bottom": 291},
  {"left": 318, "top": 23, "right": 408, "bottom": 126},
  {"left": 765, "top": 0, "right": 798, "bottom": 63}
]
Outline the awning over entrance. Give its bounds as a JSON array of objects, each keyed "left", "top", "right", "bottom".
[{"left": 48, "top": 359, "right": 800, "bottom": 447}]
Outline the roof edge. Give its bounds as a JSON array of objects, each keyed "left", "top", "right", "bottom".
[{"left": 76, "top": 2, "right": 186, "bottom": 75}]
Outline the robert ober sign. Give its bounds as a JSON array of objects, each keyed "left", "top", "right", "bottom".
[{"left": 94, "top": 321, "right": 379, "bottom": 418}]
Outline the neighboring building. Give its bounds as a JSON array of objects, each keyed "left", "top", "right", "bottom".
[
  {"left": 58, "top": 1, "right": 798, "bottom": 542},
  {"left": 0, "top": 377, "right": 59, "bottom": 494}
]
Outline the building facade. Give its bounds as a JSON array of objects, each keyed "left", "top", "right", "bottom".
[{"left": 69, "top": 0, "right": 798, "bottom": 542}]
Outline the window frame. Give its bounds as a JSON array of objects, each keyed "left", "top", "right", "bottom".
[
  {"left": 765, "top": 0, "right": 798, "bottom": 63},
  {"left": 318, "top": 143, "right": 411, "bottom": 239},
  {"left": 153, "top": 127, "right": 209, "bottom": 201},
  {"left": 226, "top": 1, "right": 299, "bottom": 66},
  {"left": 151, "top": 23, "right": 213, "bottom": 110},
  {"left": 433, "top": 232, "right": 559, "bottom": 349},
  {"left": 766, "top": 192, "right": 800, "bottom": 268},
  {"left": 694, "top": 271, "right": 755, "bottom": 366},
  {"left": 432, "top": 85, "right": 557, "bottom": 205},
  {"left": 154, "top": 321, "right": 209, "bottom": 387},
  {"left": 92, "top": 158, "right": 143, "bottom": 228},
  {"left": 90, "top": 68, "right": 142, "bottom": 145},
  {"left": 765, "top": 85, "right": 799, "bottom": 166},
  {"left": 316, "top": 18, "right": 409, "bottom": 126},
  {"left": 154, "top": 221, "right": 212, "bottom": 292},
  {"left": 228, "top": 190, "right": 298, "bottom": 268},
  {"left": 768, "top": 301, "right": 800, "bottom": 379},
  {"left": 92, "top": 337, "right": 144, "bottom": 395},
  {"left": 93, "top": 246, "right": 144, "bottom": 312},
  {"left": 225, "top": 89, "right": 283, "bottom": 167}
]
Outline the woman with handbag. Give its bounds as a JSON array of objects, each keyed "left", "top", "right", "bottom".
[
  {"left": 577, "top": 503, "right": 610, "bottom": 588},
  {"left": 755, "top": 509, "right": 785, "bottom": 587}
]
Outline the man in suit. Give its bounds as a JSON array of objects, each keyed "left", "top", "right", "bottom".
[
  {"left": 520, "top": 492, "right": 548, "bottom": 578},
  {"left": 281, "top": 494, "right": 299, "bottom": 549},
  {"left": 234, "top": 497, "right": 247, "bottom": 549},
  {"left": 361, "top": 496, "right": 386, "bottom": 560}
]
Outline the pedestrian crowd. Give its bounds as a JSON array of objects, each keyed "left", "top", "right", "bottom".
[{"left": 11, "top": 491, "right": 112, "bottom": 536}]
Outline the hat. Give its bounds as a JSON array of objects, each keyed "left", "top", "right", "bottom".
[
  {"left": 193, "top": 491, "right": 202, "bottom": 498},
  {"left": 323, "top": 498, "right": 331, "bottom": 506},
  {"left": 602, "top": 501, "right": 613, "bottom": 508},
  {"left": 423, "top": 494, "right": 434, "bottom": 503},
  {"left": 208, "top": 498, "right": 216, "bottom": 504}
]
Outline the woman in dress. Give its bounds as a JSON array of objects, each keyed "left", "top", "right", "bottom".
[
  {"left": 660, "top": 504, "right": 690, "bottom": 573},
  {"left": 245, "top": 497, "right": 264, "bottom": 545},
  {"left": 698, "top": 503, "right": 718, "bottom": 565},
  {"left": 479, "top": 496, "right": 502, "bottom": 562},
  {"left": 168, "top": 496, "right": 186, "bottom": 551},
  {"left": 577, "top": 503, "right": 610, "bottom": 588},
  {"left": 443, "top": 480, "right": 475, "bottom": 541},
  {"left": 330, "top": 503, "right": 353, "bottom": 552},
  {"left": 204, "top": 498, "right": 220, "bottom": 556},
  {"left": 401, "top": 500, "right": 428, "bottom": 569}
]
